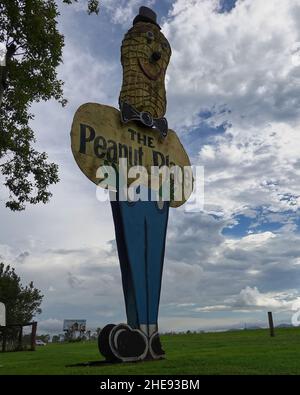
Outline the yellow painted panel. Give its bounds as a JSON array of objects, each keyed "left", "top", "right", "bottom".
[{"left": 71, "top": 102, "right": 193, "bottom": 207}]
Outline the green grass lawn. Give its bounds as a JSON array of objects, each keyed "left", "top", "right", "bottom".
[{"left": 0, "top": 328, "right": 299, "bottom": 375}]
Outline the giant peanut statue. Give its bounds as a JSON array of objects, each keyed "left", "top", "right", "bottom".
[
  {"left": 119, "top": 13, "right": 171, "bottom": 121},
  {"left": 71, "top": 6, "right": 192, "bottom": 362}
]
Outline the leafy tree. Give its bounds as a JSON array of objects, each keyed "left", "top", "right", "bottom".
[
  {"left": 0, "top": 262, "right": 43, "bottom": 324},
  {"left": 0, "top": 0, "right": 99, "bottom": 211},
  {"left": 63, "top": 0, "right": 100, "bottom": 15}
]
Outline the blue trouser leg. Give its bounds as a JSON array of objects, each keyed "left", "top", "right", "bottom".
[
  {"left": 146, "top": 202, "right": 169, "bottom": 324},
  {"left": 110, "top": 199, "right": 141, "bottom": 328},
  {"left": 110, "top": 193, "right": 169, "bottom": 330}
]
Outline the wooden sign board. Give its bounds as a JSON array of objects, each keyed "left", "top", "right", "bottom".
[
  {"left": 71, "top": 103, "right": 192, "bottom": 207},
  {"left": 0, "top": 302, "right": 5, "bottom": 326}
]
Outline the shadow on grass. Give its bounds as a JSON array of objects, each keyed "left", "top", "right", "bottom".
[
  {"left": 66, "top": 357, "right": 163, "bottom": 368},
  {"left": 66, "top": 360, "right": 121, "bottom": 368}
]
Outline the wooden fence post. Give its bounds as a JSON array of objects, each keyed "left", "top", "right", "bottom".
[
  {"left": 2, "top": 328, "right": 6, "bottom": 352},
  {"left": 17, "top": 325, "right": 23, "bottom": 350},
  {"left": 268, "top": 311, "right": 275, "bottom": 337},
  {"left": 31, "top": 322, "right": 37, "bottom": 351}
]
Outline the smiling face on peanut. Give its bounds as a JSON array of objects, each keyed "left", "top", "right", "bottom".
[{"left": 119, "top": 22, "right": 172, "bottom": 119}]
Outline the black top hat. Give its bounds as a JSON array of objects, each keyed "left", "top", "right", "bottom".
[{"left": 133, "top": 6, "right": 161, "bottom": 29}]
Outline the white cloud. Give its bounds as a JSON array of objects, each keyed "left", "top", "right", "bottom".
[
  {"left": 197, "top": 121, "right": 300, "bottom": 217},
  {"left": 194, "top": 305, "right": 228, "bottom": 312},
  {"left": 104, "top": 0, "right": 157, "bottom": 26},
  {"left": 1, "top": 211, "right": 300, "bottom": 332},
  {"left": 164, "top": 0, "right": 300, "bottom": 129},
  {"left": 163, "top": 0, "right": 300, "bottom": 217},
  {"left": 38, "top": 318, "right": 63, "bottom": 334},
  {"left": 232, "top": 286, "right": 298, "bottom": 311},
  {"left": 159, "top": 213, "right": 300, "bottom": 319},
  {"left": 60, "top": 42, "right": 120, "bottom": 108},
  {"left": 225, "top": 232, "right": 276, "bottom": 250}
]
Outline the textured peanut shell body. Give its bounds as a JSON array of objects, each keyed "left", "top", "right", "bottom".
[{"left": 119, "top": 22, "right": 171, "bottom": 119}]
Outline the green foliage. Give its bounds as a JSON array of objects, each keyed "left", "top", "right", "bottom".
[
  {"left": 51, "top": 335, "right": 60, "bottom": 342},
  {"left": 0, "top": 0, "right": 100, "bottom": 211},
  {"left": 63, "top": 0, "right": 100, "bottom": 15},
  {"left": 0, "top": 262, "right": 43, "bottom": 324},
  {"left": 0, "top": 0, "right": 64, "bottom": 210},
  {"left": 37, "top": 334, "right": 50, "bottom": 343}
]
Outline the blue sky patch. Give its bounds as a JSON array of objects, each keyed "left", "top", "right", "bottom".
[
  {"left": 219, "top": 0, "right": 238, "bottom": 13},
  {"left": 222, "top": 209, "right": 299, "bottom": 238},
  {"left": 181, "top": 121, "right": 228, "bottom": 159}
]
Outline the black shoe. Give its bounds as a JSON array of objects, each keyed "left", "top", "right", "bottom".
[
  {"left": 98, "top": 324, "right": 119, "bottom": 362},
  {"left": 109, "top": 324, "right": 148, "bottom": 362},
  {"left": 149, "top": 332, "right": 165, "bottom": 360}
]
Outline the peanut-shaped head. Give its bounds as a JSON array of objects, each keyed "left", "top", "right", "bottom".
[{"left": 119, "top": 21, "right": 171, "bottom": 119}]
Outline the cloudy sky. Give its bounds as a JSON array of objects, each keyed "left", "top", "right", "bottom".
[{"left": 1, "top": 0, "right": 300, "bottom": 334}]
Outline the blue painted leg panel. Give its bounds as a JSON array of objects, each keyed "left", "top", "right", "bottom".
[{"left": 110, "top": 189, "right": 169, "bottom": 329}]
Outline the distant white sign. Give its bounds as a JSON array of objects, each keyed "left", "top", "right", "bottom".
[
  {"left": 0, "top": 302, "right": 6, "bottom": 326},
  {"left": 63, "top": 319, "right": 86, "bottom": 332}
]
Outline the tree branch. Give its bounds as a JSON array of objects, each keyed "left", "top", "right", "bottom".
[{"left": 0, "top": 159, "right": 14, "bottom": 168}]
